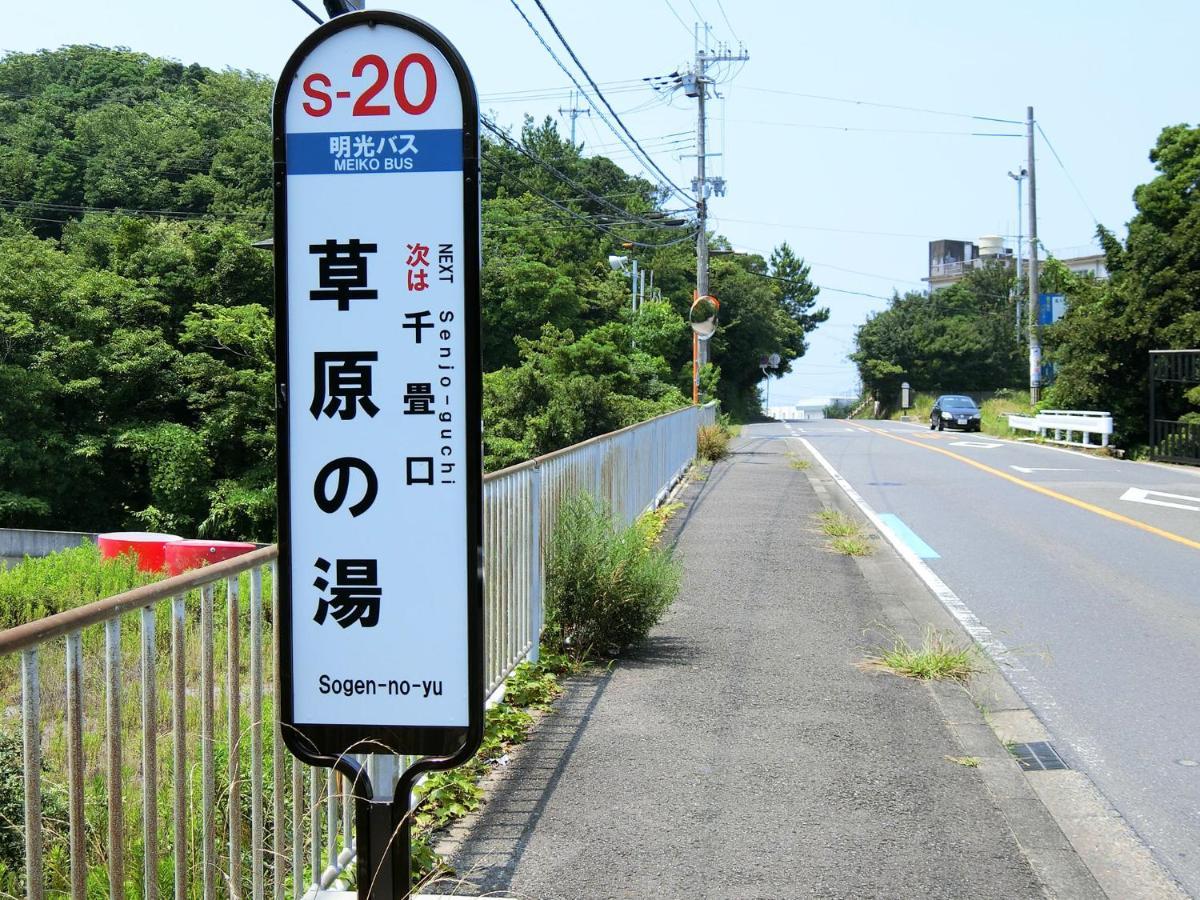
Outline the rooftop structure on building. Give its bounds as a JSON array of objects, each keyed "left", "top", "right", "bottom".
[{"left": 925, "top": 236, "right": 1107, "bottom": 291}]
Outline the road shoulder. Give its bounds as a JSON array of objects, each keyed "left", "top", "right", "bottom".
[{"left": 795, "top": 432, "right": 1187, "bottom": 899}]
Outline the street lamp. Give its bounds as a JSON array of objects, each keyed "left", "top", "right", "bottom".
[
  {"left": 759, "top": 352, "right": 781, "bottom": 415},
  {"left": 607, "top": 254, "right": 640, "bottom": 316},
  {"left": 1008, "top": 167, "right": 1027, "bottom": 335},
  {"left": 1007, "top": 168, "right": 1027, "bottom": 284}
]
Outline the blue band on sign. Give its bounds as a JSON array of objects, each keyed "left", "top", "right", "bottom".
[{"left": 286, "top": 129, "right": 463, "bottom": 175}]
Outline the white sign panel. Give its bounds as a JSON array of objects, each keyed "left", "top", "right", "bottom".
[{"left": 274, "top": 13, "right": 482, "bottom": 758}]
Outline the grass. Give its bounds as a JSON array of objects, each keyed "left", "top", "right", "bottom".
[
  {"left": 412, "top": 648, "right": 577, "bottom": 887},
  {"left": 946, "top": 755, "right": 980, "bottom": 768},
  {"left": 0, "top": 545, "right": 584, "bottom": 896},
  {"left": 864, "top": 629, "right": 978, "bottom": 682},
  {"left": 696, "top": 423, "right": 732, "bottom": 462},
  {"left": 816, "top": 510, "right": 873, "bottom": 556},
  {"left": 830, "top": 535, "right": 872, "bottom": 556},
  {"left": 788, "top": 456, "right": 810, "bottom": 471},
  {"left": 818, "top": 510, "right": 860, "bottom": 538},
  {"left": 635, "top": 501, "right": 684, "bottom": 549}
]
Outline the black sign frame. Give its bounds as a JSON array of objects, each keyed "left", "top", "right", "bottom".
[{"left": 272, "top": 10, "right": 483, "bottom": 765}]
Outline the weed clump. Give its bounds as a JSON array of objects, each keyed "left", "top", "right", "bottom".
[
  {"left": 817, "top": 509, "right": 874, "bottom": 556},
  {"left": 696, "top": 423, "right": 732, "bottom": 462},
  {"left": 545, "top": 494, "right": 682, "bottom": 659},
  {"left": 864, "top": 629, "right": 978, "bottom": 682}
]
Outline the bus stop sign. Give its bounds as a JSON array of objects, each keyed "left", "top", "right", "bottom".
[{"left": 273, "top": 10, "right": 483, "bottom": 763}]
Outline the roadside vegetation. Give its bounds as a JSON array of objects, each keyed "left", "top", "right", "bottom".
[
  {"left": 864, "top": 629, "right": 978, "bottom": 682},
  {"left": 946, "top": 756, "right": 980, "bottom": 768},
  {"left": 0, "top": 47, "right": 830, "bottom": 540},
  {"left": 696, "top": 422, "right": 733, "bottom": 462},
  {"left": 817, "top": 509, "right": 873, "bottom": 557},
  {"left": 851, "top": 122, "right": 1200, "bottom": 451},
  {"left": 413, "top": 650, "right": 577, "bottom": 888},
  {"left": 0, "top": 543, "right": 590, "bottom": 895},
  {"left": 544, "top": 494, "right": 682, "bottom": 660}
]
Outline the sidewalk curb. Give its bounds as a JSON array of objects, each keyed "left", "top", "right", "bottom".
[{"left": 793, "top": 434, "right": 1188, "bottom": 900}]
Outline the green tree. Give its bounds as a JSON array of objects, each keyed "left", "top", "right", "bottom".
[
  {"left": 852, "top": 263, "right": 1024, "bottom": 404},
  {"left": 1046, "top": 123, "right": 1200, "bottom": 443}
]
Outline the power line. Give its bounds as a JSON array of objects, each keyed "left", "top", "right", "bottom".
[
  {"left": 738, "top": 85, "right": 1022, "bottom": 125},
  {"left": 506, "top": 0, "right": 685, "bottom": 200},
  {"left": 726, "top": 118, "right": 1021, "bottom": 138},
  {"left": 525, "top": 0, "right": 693, "bottom": 202},
  {"left": 482, "top": 80, "right": 648, "bottom": 104},
  {"left": 660, "top": 0, "right": 693, "bottom": 36},
  {"left": 481, "top": 116, "right": 689, "bottom": 231},
  {"left": 480, "top": 156, "right": 698, "bottom": 249},
  {"left": 743, "top": 268, "right": 891, "bottom": 301},
  {"left": 722, "top": 240, "right": 924, "bottom": 287},
  {"left": 1036, "top": 121, "right": 1099, "bottom": 225},
  {"left": 287, "top": 0, "right": 324, "bottom": 25},
  {"left": 715, "top": 0, "right": 741, "bottom": 43},
  {"left": 718, "top": 216, "right": 941, "bottom": 240},
  {"left": 0, "top": 197, "right": 268, "bottom": 226}
]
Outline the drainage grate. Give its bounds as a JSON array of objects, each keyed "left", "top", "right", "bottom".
[{"left": 1010, "top": 741, "right": 1069, "bottom": 771}]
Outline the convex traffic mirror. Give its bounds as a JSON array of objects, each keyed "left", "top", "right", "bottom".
[{"left": 689, "top": 295, "right": 719, "bottom": 338}]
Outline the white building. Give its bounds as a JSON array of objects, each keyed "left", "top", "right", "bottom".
[{"left": 925, "top": 236, "right": 1107, "bottom": 291}]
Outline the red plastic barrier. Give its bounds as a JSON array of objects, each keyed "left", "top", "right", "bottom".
[
  {"left": 164, "top": 539, "right": 258, "bottom": 576},
  {"left": 98, "top": 532, "right": 182, "bottom": 572}
]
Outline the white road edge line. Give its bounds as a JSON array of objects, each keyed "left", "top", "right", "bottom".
[
  {"left": 797, "top": 437, "right": 1018, "bottom": 667},
  {"left": 793, "top": 434, "right": 1103, "bottom": 768}
]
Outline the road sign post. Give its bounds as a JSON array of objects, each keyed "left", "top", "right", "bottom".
[{"left": 273, "top": 11, "right": 483, "bottom": 896}]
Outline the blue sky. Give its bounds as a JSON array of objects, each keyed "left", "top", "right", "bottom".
[{"left": 6, "top": 1, "right": 1198, "bottom": 403}]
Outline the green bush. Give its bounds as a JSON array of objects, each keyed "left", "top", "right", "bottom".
[
  {"left": 544, "top": 494, "right": 681, "bottom": 658},
  {"left": 0, "top": 543, "right": 158, "bottom": 628}
]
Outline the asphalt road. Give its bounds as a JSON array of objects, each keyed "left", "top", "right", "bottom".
[
  {"left": 433, "top": 432, "right": 1047, "bottom": 898},
  {"left": 776, "top": 418, "right": 1200, "bottom": 896}
]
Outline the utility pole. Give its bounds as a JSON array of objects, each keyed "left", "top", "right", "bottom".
[
  {"left": 558, "top": 91, "right": 590, "bottom": 145},
  {"left": 1026, "top": 106, "right": 1041, "bottom": 404},
  {"left": 685, "top": 29, "right": 748, "bottom": 369}
]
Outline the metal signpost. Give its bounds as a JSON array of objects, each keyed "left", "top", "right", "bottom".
[{"left": 273, "top": 11, "right": 483, "bottom": 896}]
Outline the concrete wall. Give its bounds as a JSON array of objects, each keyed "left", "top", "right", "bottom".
[{"left": 0, "top": 527, "right": 96, "bottom": 568}]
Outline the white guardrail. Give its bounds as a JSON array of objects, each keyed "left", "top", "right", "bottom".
[
  {"left": 0, "top": 402, "right": 717, "bottom": 900},
  {"left": 1007, "top": 409, "right": 1113, "bottom": 448}
]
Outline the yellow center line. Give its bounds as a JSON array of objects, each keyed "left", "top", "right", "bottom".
[{"left": 848, "top": 422, "right": 1200, "bottom": 552}]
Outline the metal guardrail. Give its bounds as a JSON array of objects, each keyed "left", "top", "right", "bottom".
[
  {"left": 1, "top": 402, "right": 715, "bottom": 898},
  {"left": 1007, "top": 409, "right": 1113, "bottom": 448}
]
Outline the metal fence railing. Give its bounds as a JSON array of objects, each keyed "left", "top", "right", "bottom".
[
  {"left": 1151, "top": 418, "right": 1200, "bottom": 466},
  {"left": 1149, "top": 350, "right": 1200, "bottom": 467},
  {"left": 0, "top": 402, "right": 716, "bottom": 898}
]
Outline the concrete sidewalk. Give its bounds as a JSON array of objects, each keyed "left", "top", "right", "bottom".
[{"left": 428, "top": 432, "right": 1100, "bottom": 898}]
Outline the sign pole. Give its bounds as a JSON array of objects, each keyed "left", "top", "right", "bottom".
[
  {"left": 273, "top": 11, "right": 485, "bottom": 898},
  {"left": 355, "top": 784, "right": 403, "bottom": 897}
]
